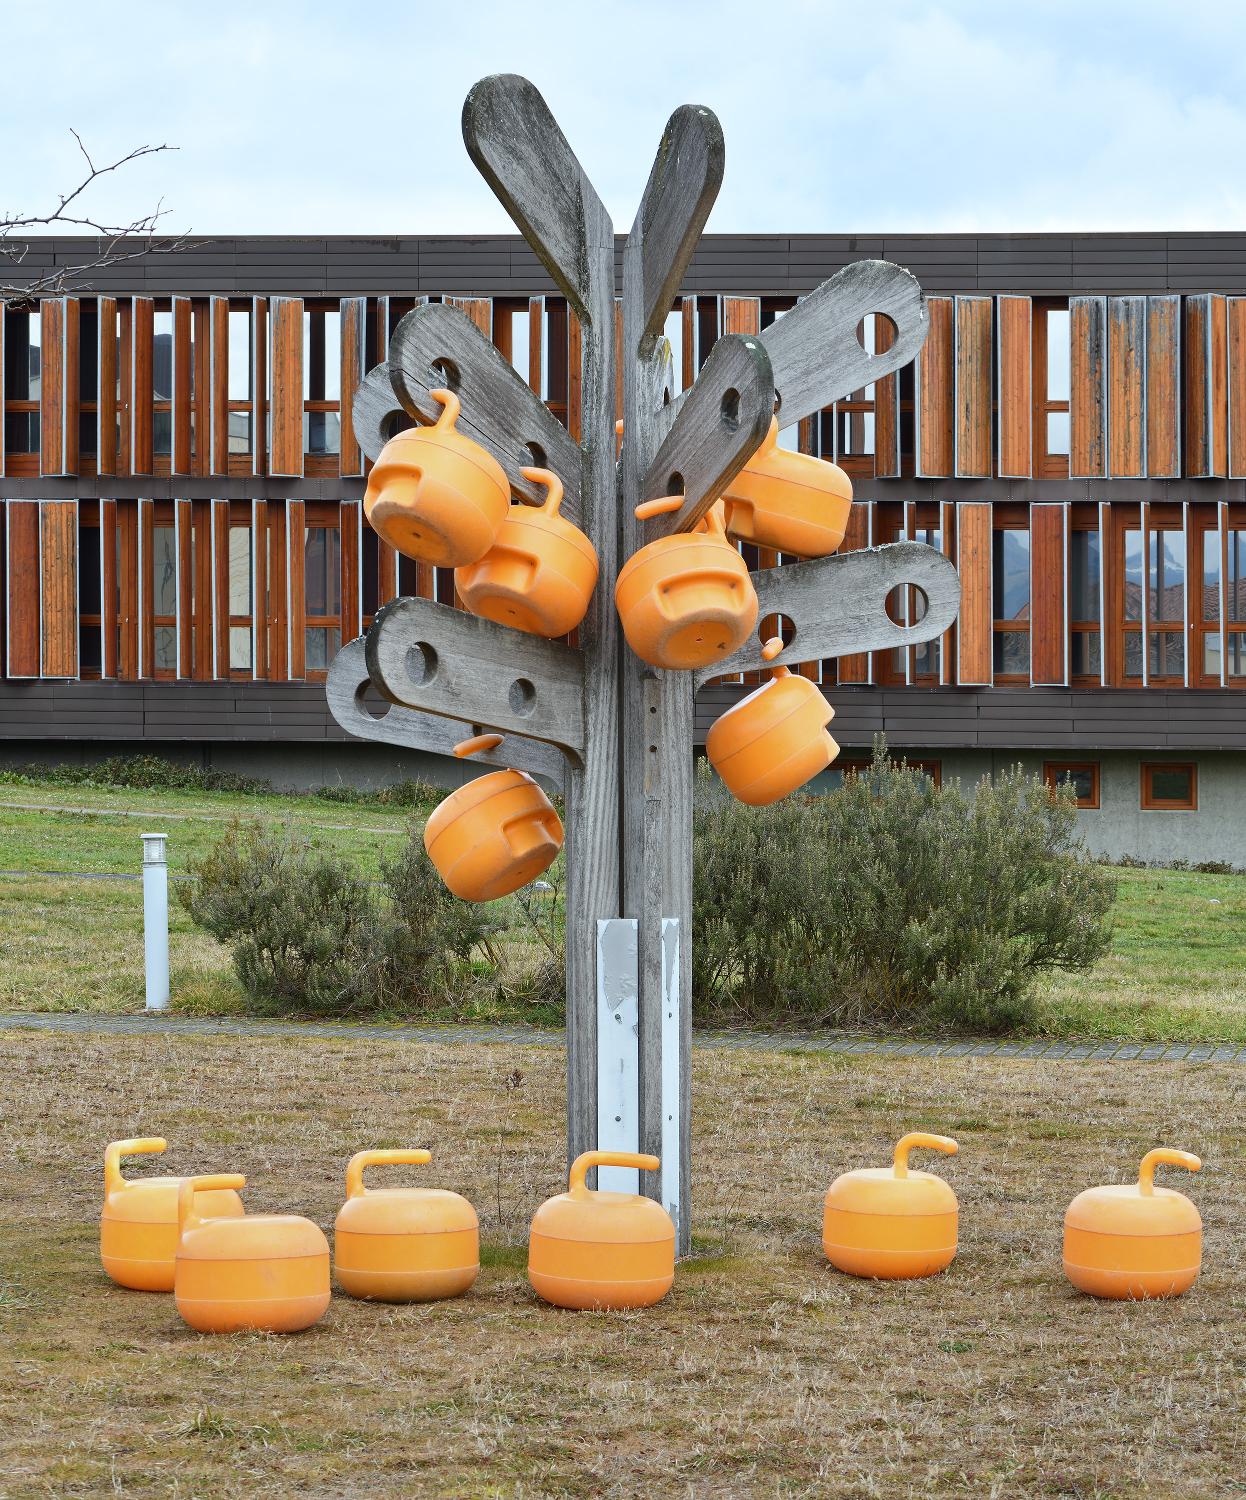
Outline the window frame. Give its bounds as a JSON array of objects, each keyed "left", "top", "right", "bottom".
[
  {"left": 992, "top": 506, "right": 1031, "bottom": 685},
  {"left": 1140, "top": 762, "right": 1198, "bottom": 811},
  {"left": 300, "top": 499, "right": 342, "bottom": 682},
  {"left": 1031, "top": 297, "right": 1070, "bottom": 480},
  {"left": 1043, "top": 761, "right": 1100, "bottom": 810}
]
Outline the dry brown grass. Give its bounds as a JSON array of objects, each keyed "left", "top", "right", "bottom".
[{"left": 2, "top": 1030, "right": 1244, "bottom": 1499}]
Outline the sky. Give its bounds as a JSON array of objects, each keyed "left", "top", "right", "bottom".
[{"left": 6, "top": 0, "right": 1246, "bottom": 239}]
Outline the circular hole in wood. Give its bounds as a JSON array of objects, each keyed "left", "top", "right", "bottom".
[
  {"left": 666, "top": 471, "right": 685, "bottom": 496},
  {"left": 884, "top": 584, "right": 929, "bottom": 627},
  {"left": 509, "top": 677, "right": 536, "bottom": 716},
  {"left": 720, "top": 387, "right": 741, "bottom": 431},
  {"left": 858, "top": 312, "right": 899, "bottom": 353},
  {"left": 379, "top": 410, "right": 404, "bottom": 443},
  {"left": 430, "top": 357, "right": 461, "bottom": 392},
  {"left": 406, "top": 641, "right": 439, "bottom": 686},
  {"left": 355, "top": 683, "right": 389, "bottom": 721},
  {"left": 525, "top": 440, "right": 547, "bottom": 469}
]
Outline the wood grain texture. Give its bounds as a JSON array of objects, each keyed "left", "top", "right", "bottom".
[
  {"left": 193, "top": 302, "right": 210, "bottom": 478},
  {"left": 387, "top": 302, "right": 583, "bottom": 518},
  {"left": 63, "top": 298, "right": 80, "bottom": 475},
  {"left": 251, "top": 298, "right": 267, "bottom": 476},
  {"left": 693, "top": 541, "right": 959, "bottom": 687},
  {"left": 39, "top": 501, "right": 77, "bottom": 679},
  {"left": 996, "top": 295, "right": 1031, "bottom": 478},
  {"left": 210, "top": 297, "right": 229, "bottom": 475},
  {"left": 1211, "top": 292, "right": 1229, "bottom": 477},
  {"left": 954, "top": 295, "right": 992, "bottom": 477},
  {"left": 1030, "top": 503, "right": 1067, "bottom": 685},
  {"left": 1146, "top": 294, "right": 1180, "bottom": 478},
  {"left": 211, "top": 499, "right": 230, "bottom": 677},
  {"left": 340, "top": 499, "right": 361, "bottom": 642},
  {"left": 39, "top": 298, "right": 65, "bottom": 476},
  {"left": 339, "top": 297, "right": 366, "bottom": 476},
  {"left": 917, "top": 296, "right": 953, "bottom": 476},
  {"left": 1230, "top": 297, "right": 1246, "bottom": 478},
  {"left": 286, "top": 499, "right": 306, "bottom": 680},
  {"left": 1070, "top": 296, "right": 1107, "bottom": 478},
  {"left": 97, "top": 297, "right": 119, "bottom": 477},
  {"left": 172, "top": 296, "right": 192, "bottom": 475},
  {"left": 117, "top": 300, "right": 132, "bottom": 474},
  {"left": 873, "top": 316, "right": 900, "bottom": 478},
  {"left": 364, "top": 595, "right": 587, "bottom": 755},
  {"left": 956, "top": 501, "right": 992, "bottom": 686},
  {"left": 1107, "top": 296, "right": 1146, "bottom": 478},
  {"left": 6, "top": 501, "right": 41, "bottom": 677},
  {"left": 131, "top": 297, "right": 154, "bottom": 475},
  {"left": 269, "top": 296, "right": 304, "bottom": 478},
  {"left": 835, "top": 502, "right": 873, "bottom": 683},
  {"left": 327, "top": 636, "right": 567, "bottom": 789}
]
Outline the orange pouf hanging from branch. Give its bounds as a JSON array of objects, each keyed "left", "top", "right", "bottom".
[
  {"left": 363, "top": 387, "right": 510, "bottom": 566},
  {"left": 823, "top": 1132, "right": 959, "bottom": 1280},
  {"left": 334, "top": 1149, "right": 480, "bottom": 1303},
  {"left": 706, "top": 636, "right": 838, "bottom": 804},
  {"left": 423, "top": 735, "right": 563, "bottom": 902},
  {"left": 528, "top": 1151, "right": 675, "bottom": 1310},
  {"left": 100, "top": 1137, "right": 243, "bottom": 1292},
  {"left": 456, "top": 467, "right": 598, "bottom": 637},
  {"left": 1063, "top": 1148, "right": 1202, "bottom": 1300},
  {"left": 720, "top": 417, "right": 854, "bottom": 558},
  {"left": 614, "top": 498, "right": 758, "bottom": 669}
]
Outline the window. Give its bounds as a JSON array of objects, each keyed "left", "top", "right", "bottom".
[
  {"left": 1044, "top": 762, "right": 1100, "bottom": 809},
  {"left": 1069, "top": 524, "right": 1102, "bottom": 681},
  {"left": 492, "top": 299, "right": 531, "bottom": 384},
  {"left": 3, "top": 306, "right": 40, "bottom": 459},
  {"left": 1032, "top": 300, "right": 1069, "bottom": 478},
  {"left": 227, "top": 521, "right": 253, "bottom": 675},
  {"left": 227, "top": 306, "right": 252, "bottom": 458},
  {"left": 822, "top": 312, "right": 885, "bottom": 474},
  {"left": 78, "top": 300, "right": 98, "bottom": 461},
  {"left": 150, "top": 520, "right": 177, "bottom": 676},
  {"left": 78, "top": 504, "right": 102, "bottom": 676},
  {"left": 1118, "top": 516, "right": 1184, "bottom": 684},
  {"left": 1194, "top": 515, "right": 1246, "bottom": 686},
  {"left": 1141, "top": 763, "right": 1197, "bottom": 811},
  {"left": 153, "top": 309, "right": 173, "bottom": 459},
  {"left": 993, "top": 525, "right": 1030, "bottom": 678},
  {"left": 303, "top": 520, "right": 341, "bottom": 677},
  {"left": 877, "top": 505, "right": 943, "bottom": 685},
  {"left": 303, "top": 305, "right": 341, "bottom": 462}
]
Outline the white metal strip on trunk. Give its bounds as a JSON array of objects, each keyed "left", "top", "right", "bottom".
[
  {"left": 596, "top": 917, "right": 639, "bottom": 1194},
  {"left": 660, "top": 917, "right": 681, "bottom": 1238}
]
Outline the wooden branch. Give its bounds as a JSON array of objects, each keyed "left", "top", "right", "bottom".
[
  {"left": 388, "top": 302, "right": 583, "bottom": 519},
  {"left": 628, "top": 104, "right": 724, "bottom": 350},
  {"left": 755, "top": 260, "right": 928, "bottom": 427},
  {"left": 327, "top": 638, "right": 567, "bottom": 789},
  {"left": 352, "top": 363, "right": 402, "bottom": 464},
  {"left": 641, "top": 332, "right": 773, "bottom": 534},
  {"left": 462, "top": 73, "right": 611, "bottom": 321},
  {"left": 364, "top": 596, "right": 586, "bottom": 758},
  {"left": 693, "top": 541, "right": 960, "bottom": 686}
]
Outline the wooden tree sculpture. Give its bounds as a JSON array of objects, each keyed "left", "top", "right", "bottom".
[{"left": 327, "top": 75, "right": 960, "bottom": 1255}]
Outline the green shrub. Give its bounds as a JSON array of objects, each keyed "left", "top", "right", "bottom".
[
  {"left": 179, "top": 819, "right": 500, "bottom": 1017},
  {"left": 315, "top": 778, "right": 444, "bottom": 810},
  {"left": 692, "top": 740, "right": 1116, "bottom": 1033},
  {"left": 0, "top": 754, "right": 267, "bottom": 795}
]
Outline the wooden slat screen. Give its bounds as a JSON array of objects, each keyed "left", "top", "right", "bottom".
[
  {"left": 40, "top": 500, "right": 78, "bottom": 679},
  {"left": 269, "top": 297, "right": 303, "bottom": 478},
  {"left": 137, "top": 499, "right": 154, "bottom": 677},
  {"left": 1230, "top": 297, "right": 1246, "bottom": 478},
  {"left": 681, "top": 297, "right": 697, "bottom": 391},
  {"left": 873, "top": 315, "right": 900, "bottom": 478},
  {"left": 1184, "top": 293, "right": 1228, "bottom": 478},
  {"left": 251, "top": 298, "right": 268, "bottom": 476},
  {"left": 1145, "top": 295, "right": 1180, "bottom": 478},
  {"left": 1029, "top": 503, "right": 1067, "bottom": 686},
  {"left": 211, "top": 500, "right": 230, "bottom": 678},
  {"left": 117, "top": 500, "right": 138, "bottom": 679},
  {"left": 251, "top": 500, "right": 268, "bottom": 680},
  {"left": 6, "top": 501, "right": 40, "bottom": 677},
  {"left": 97, "top": 297, "right": 118, "bottom": 476},
  {"left": 1070, "top": 296, "right": 1106, "bottom": 478},
  {"left": 341, "top": 499, "right": 361, "bottom": 642},
  {"left": 286, "top": 499, "right": 306, "bottom": 680},
  {"left": 916, "top": 296, "right": 954, "bottom": 476},
  {"left": 339, "top": 297, "right": 366, "bottom": 477},
  {"left": 955, "top": 501, "right": 992, "bottom": 686},
  {"left": 131, "top": 297, "right": 155, "bottom": 474},
  {"left": 175, "top": 498, "right": 193, "bottom": 678},
  {"left": 954, "top": 296, "right": 992, "bottom": 477},
  {"left": 939, "top": 500, "right": 956, "bottom": 685},
  {"left": 1211, "top": 293, "right": 1229, "bottom": 477},
  {"left": 172, "top": 296, "right": 193, "bottom": 475},
  {"left": 835, "top": 501, "right": 873, "bottom": 684},
  {"left": 39, "top": 298, "right": 67, "bottom": 476},
  {"left": 117, "top": 300, "right": 133, "bottom": 475},
  {"left": 210, "top": 297, "right": 230, "bottom": 475},
  {"left": 996, "top": 295, "right": 1031, "bottom": 478},
  {"left": 1107, "top": 296, "right": 1146, "bottom": 478},
  {"left": 193, "top": 302, "right": 211, "bottom": 477}
]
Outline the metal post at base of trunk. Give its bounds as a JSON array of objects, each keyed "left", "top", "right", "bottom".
[{"left": 142, "top": 833, "right": 170, "bottom": 1013}]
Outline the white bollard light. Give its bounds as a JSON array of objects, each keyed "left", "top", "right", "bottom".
[{"left": 141, "top": 832, "right": 170, "bottom": 1012}]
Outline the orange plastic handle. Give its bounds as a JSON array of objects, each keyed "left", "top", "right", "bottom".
[
  {"left": 428, "top": 386, "right": 461, "bottom": 430},
  {"left": 177, "top": 1173, "right": 246, "bottom": 1233},
  {"left": 345, "top": 1148, "right": 433, "bottom": 1199},
  {"left": 1138, "top": 1148, "right": 1201, "bottom": 1195},
  {"left": 634, "top": 495, "right": 684, "bottom": 521},
  {"left": 453, "top": 733, "right": 503, "bottom": 758},
  {"left": 568, "top": 1150, "right": 660, "bottom": 1197},
  {"left": 520, "top": 467, "right": 564, "bottom": 517},
  {"left": 893, "top": 1132, "right": 958, "bottom": 1178},
  {"left": 104, "top": 1137, "right": 167, "bottom": 1195}
]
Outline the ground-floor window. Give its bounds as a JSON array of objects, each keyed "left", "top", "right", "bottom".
[
  {"left": 1043, "top": 761, "right": 1100, "bottom": 809},
  {"left": 1140, "top": 763, "right": 1197, "bottom": 811}
]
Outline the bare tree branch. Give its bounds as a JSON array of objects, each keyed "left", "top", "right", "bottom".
[{"left": 0, "top": 134, "right": 194, "bottom": 304}]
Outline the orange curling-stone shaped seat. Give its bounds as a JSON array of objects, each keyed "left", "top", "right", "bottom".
[
  {"left": 615, "top": 498, "right": 758, "bottom": 670},
  {"left": 823, "top": 1132, "right": 959, "bottom": 1280},
  {"left": 363, "top": 386, "right": 510, "bottom": 567},
  {"left": 423, "top": 734, "right": 563, "bottom": 902},
  {"left": 456, "top": 467, "right": 598, "bottom": 638},
  {"left": 174, "top": 1174, "right": 330, "bottom": 1334},
  {"left": 706, "top": 636, "right": 839, "bottom": 805},
  {"left": 100, "top": 1137, "right": 243, "bottom": 1293},
  {"left": 529, "top": 1151, "right": 675, "bottom": 1310},
  {"left": 334, "top": 1149, "right": 479, "bottom": 1303},
  {"left": 721, "top": 417, "right": 853, "bottom": 558},
  {"left": 1063, "top": 1148, "right": 1203, "bottom": 1301}
]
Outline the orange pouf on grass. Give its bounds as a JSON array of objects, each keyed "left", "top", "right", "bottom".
[
  {"left": 334, "top": 1149, "right": 480, "bottom": 1303},
  {"left": 363, "top": 387, "right": 510, "bottom": 567},
  {"left": 529, "top": 1151, "right": 675, "bottom": 1310},
  {"left": 1063, "top": 1148, "right": 1203, "bottom": 1301},
  {"left": 100, "top": 1137, "right": 243, "bottom": 1292},
  {"left": 423, "top": 734, "right": 563, "bottom": 902},
  {"left": 706, "top": 636, "right": 838, "bottom": 805},
  {"left": 456, "top": 467, "right": 598, "bottom": 638},
  {"left": 174, "top": 1174, "right": 331, "bottom": 1334},
  {"left": 823, "top": 1132, "right": 960, "bottom": 1280}
]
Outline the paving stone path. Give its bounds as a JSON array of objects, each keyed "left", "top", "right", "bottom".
[{"left": 2, "top": 1010, "right": 1242, "bottom": 1064}]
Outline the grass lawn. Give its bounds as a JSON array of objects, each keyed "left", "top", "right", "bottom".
[
  {"left": 1, "top": 1026, "right": 1243, "bottom": 1497},
  {"left": 0, "top": 781, "right": 1243, "bottom": 1039}
]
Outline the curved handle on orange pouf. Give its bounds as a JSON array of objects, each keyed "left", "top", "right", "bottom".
[
  {"left": 345, "top": 1149, "right": 433, "bottom": 1200},
  {"left": 104, "top": 1137, "right": 167, "bottom": 1197},
  {"left": 177, "top": 1173, "right": 246, "bottom": 1235},
  {"left": 453, "top": 734, "right": 504, "bottom": 759},
  {"left": 428, "top": 386, "right": 461, "bottom": 432},
  {"left": 567, "top": 1150, "right": 661, "bottom": 1198},
  {"left": 1138, "top": 1148, "right": 1201, "bottom": 1196},
  {"left": 760, "top": 635, "right": 791, "bottom": 680},
  {"left": 634, "top": 495, "right": 684, "bottom": 522},
  {"left": 893, "top": 1132, "right": 959, "bottom": 1179},
  {"left": 520, "top": 467, "right": 564, "bottom": 517}
]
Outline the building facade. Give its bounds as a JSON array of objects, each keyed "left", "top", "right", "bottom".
[{"left": 1, "top": 234, "right": 1244, "bottom": 862}]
